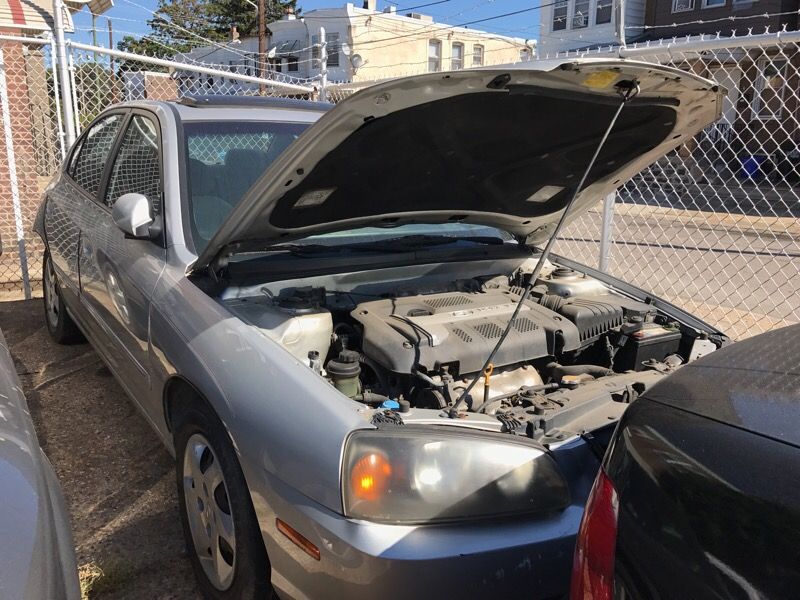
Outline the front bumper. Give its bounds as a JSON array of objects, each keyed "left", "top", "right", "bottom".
[{"left": 253, "top": 469, "right": 582, "bottom": 600}]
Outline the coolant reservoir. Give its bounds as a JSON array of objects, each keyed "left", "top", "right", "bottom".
[{"left": 224, "top": 296, "right": 333, "bottom": 364}]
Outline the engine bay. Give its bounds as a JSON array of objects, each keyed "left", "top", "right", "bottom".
[{"left": 222, "top": 258, "right": 720, "bottom": 442}]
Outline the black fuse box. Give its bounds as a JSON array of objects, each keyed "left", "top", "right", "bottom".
[{"left": 614, "top": 322, "right": 682, "bottom": 371}]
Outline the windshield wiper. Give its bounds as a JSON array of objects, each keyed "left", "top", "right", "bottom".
[
  {"left": 379, "top": 234, "right": 505, "bottom": 248},
  {"left": 264, "top": 242, "right": 412, "bottom": 256}
]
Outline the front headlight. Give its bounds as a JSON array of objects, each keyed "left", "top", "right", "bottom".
[{"left": 342, "top": 427, "right": 570, "bottom": 524}]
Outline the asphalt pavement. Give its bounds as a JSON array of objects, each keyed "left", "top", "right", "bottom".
[{"left": 619, "top": 182, "right": 800, "bottom": 218}]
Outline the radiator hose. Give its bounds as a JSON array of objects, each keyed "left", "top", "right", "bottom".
[{"left": 546, "top": 362, "right": 613, "bottom": 382}]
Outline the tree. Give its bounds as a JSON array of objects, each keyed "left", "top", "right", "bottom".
[
  {"left": 207, "top": 0, "right": 300, "bottom": 38},
  {"left": 117, "top": 0, "right": 299, "bottom": 61}
]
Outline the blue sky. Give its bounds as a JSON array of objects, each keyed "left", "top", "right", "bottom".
[{"left": 70, "top": 0, "right": 541, "bottom": 47}]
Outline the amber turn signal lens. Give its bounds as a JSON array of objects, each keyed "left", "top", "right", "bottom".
[
  {"left": 276, "top": 518, "right": 321, "bottom": 561},
  {"left": 349, "top": 451, "right": 392, "bottom": 501}
]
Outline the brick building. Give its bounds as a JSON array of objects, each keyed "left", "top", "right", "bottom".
[{"left": 643, "top": 0, "right": 800, "bottom": 159}]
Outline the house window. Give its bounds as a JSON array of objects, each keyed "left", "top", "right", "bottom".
[
  {"left": 596, "top": 0, "right": 612, "bottom": 24},
  {"left": 702, "top": 0, "right": 725, "bottom": 6},
  {"left": 428, "top": 39, "right": 442, "bottom": 72},
  {"left": 753, "top": 58, "right": 787, "bottom": 120},
  {"left": 553, "top": 0, "right": 568, "bottom": 31},
  {"left": 312, "top": 35, "right": 320, "bottom": 68},
  {"left": 573, "top": 0, "right": 590, "bottom": 28},
  {"left": 672, "top": 0, "right": 695, "bottom": 12},
  {"left": 451, "top": 42, "right": 464, "bottom": 70},
  {"left": 312, "top": 33, "right": 340, "bottom": 68},
  {"left": 287, "top": 56, "right": 298, "bottom": 72},
  {"left": 472, "top": 44, "right": 484, "bottom": 67},
  {"left": 327, "top": 32, "right": 340, "bottom": 67}
]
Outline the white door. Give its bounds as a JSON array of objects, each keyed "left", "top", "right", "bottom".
[{"left": 710, "top": 66, "right": 742, "bottom": 126}]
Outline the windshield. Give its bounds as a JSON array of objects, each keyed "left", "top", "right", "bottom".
[{"left": 184, "top": 120, "right": 309, "bottom": 251}]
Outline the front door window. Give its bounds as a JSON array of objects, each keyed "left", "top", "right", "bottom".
[{"left": 104, "top": 115, "right": 162, "bottom": 214}]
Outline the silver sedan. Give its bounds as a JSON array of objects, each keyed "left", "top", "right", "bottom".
[
  {"left": 0, "top": 323, "right": 80, "bottom": 600},
  {"left": 36, "top": 61, "right": 725, "bottom": 599}
]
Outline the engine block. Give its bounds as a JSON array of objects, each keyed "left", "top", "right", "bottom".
[{"left": 351, "top": 289, "right": 581, "bottom": 376}]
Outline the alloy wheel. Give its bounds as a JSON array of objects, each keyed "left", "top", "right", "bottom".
[{"left": 182, "top": 433, "right": 237, "bottom": 591}]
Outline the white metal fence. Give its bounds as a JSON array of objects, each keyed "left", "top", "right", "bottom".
[{"left": 0, "top": 30, "right": 798, "bottom": 340}]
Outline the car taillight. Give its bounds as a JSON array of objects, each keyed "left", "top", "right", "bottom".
[{"left": 570, "top": 468, "right": 619, "bottom": 600}]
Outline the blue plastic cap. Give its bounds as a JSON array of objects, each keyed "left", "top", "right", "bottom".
[{"left": 381, "top": 399, "right": 400, "bottom": 410}]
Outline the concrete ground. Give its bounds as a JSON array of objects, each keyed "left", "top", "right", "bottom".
[{"left": 0, "top": 300, "right": 199, "bottom": 599}]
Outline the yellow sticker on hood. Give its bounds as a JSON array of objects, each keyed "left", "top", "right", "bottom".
[{"left": 583, "top": 70, "right": 618, "bottom": 89}]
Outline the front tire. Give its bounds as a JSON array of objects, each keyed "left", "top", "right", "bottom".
[
  {"left": 173, "top": 403, "right": 273, "bottom": 600},
  {"left": 42, "top": 252, "right": 84, "bottom": 344}
]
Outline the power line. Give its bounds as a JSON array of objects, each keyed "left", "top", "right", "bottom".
[
  {"left": 634, "top": 8, "right": 800, "bottom": 30},
  {"left": 300, "top": 0, "right": 455, "bottom": 19}
]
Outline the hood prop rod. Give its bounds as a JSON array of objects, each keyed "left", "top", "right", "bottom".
[{"left": 447, "top": 82, "right": 640, "bottom": 418}]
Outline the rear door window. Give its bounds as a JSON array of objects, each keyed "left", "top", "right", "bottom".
[{"left": 69, "top": 114, "right": 124, "bottom": 197}]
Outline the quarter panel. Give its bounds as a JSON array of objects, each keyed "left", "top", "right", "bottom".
[
  {"left": 43, "top": 177, "right": 83, "bottom": 294},
  {"left": 606, "top": 399, "right": 800, "bottom": 600}
]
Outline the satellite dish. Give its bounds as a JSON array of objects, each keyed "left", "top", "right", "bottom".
[
  {"left": 341, "top": 42, "right": 352, "bottom": 56},
  {"left": 350, "top": 54, "right": 364, "bottom": 69},
  {"left": 267, "top": 46, "right": 277, "bottom": 59}
]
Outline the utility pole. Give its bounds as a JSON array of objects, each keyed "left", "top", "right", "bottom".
[
  {"left": 258, "top": 0, "right": 266, "bottom": 94},
  {"left": 319, "top": 26, "right": 327, "bottom": 102},
  {"left": 52, "top": 0, "right": 76, "bottom": 146},
  {"left": 91, "top": 11, "right": 98, "bottom": 65},
  {"left": 617, "top": 0, "right": 626, "bottom": 47},
  {"left": 108, "top": 18, "right": 115, "bottom": 90}
]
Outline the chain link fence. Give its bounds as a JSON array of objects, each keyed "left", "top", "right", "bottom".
[
  {"left": 0, "top": 37, "right": 63, "bottom": 299},
  {"left": 0, "top": 31, "right": 798, "bottom": 340},
  {"left": 550, "top": 32, "right": 800, "bottom": 340},
  {"left": 68, "top": 43, "right": 318, "bottom": 132}
]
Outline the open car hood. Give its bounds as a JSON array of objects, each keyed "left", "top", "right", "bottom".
[{"left": 191, "top": 58, "right": 722, "bottom": 273}]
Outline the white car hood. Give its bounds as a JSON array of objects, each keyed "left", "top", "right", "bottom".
[{"left": 192, "top": 58, "right": 722, "bottom": 273}]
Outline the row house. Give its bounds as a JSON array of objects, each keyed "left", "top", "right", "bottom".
[
  {"left": 181, "top": 0, "right": 531, "bottom": 90},
  {"left": 644, "top": 0, "right": 800, "bottom": 166},
  {"left": 541, "top": 0, "right": 800, "bottom": 182}
]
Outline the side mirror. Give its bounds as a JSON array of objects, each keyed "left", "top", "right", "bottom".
[{"left": 112, "top": 193, "right": 154, "bottom": 238}]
